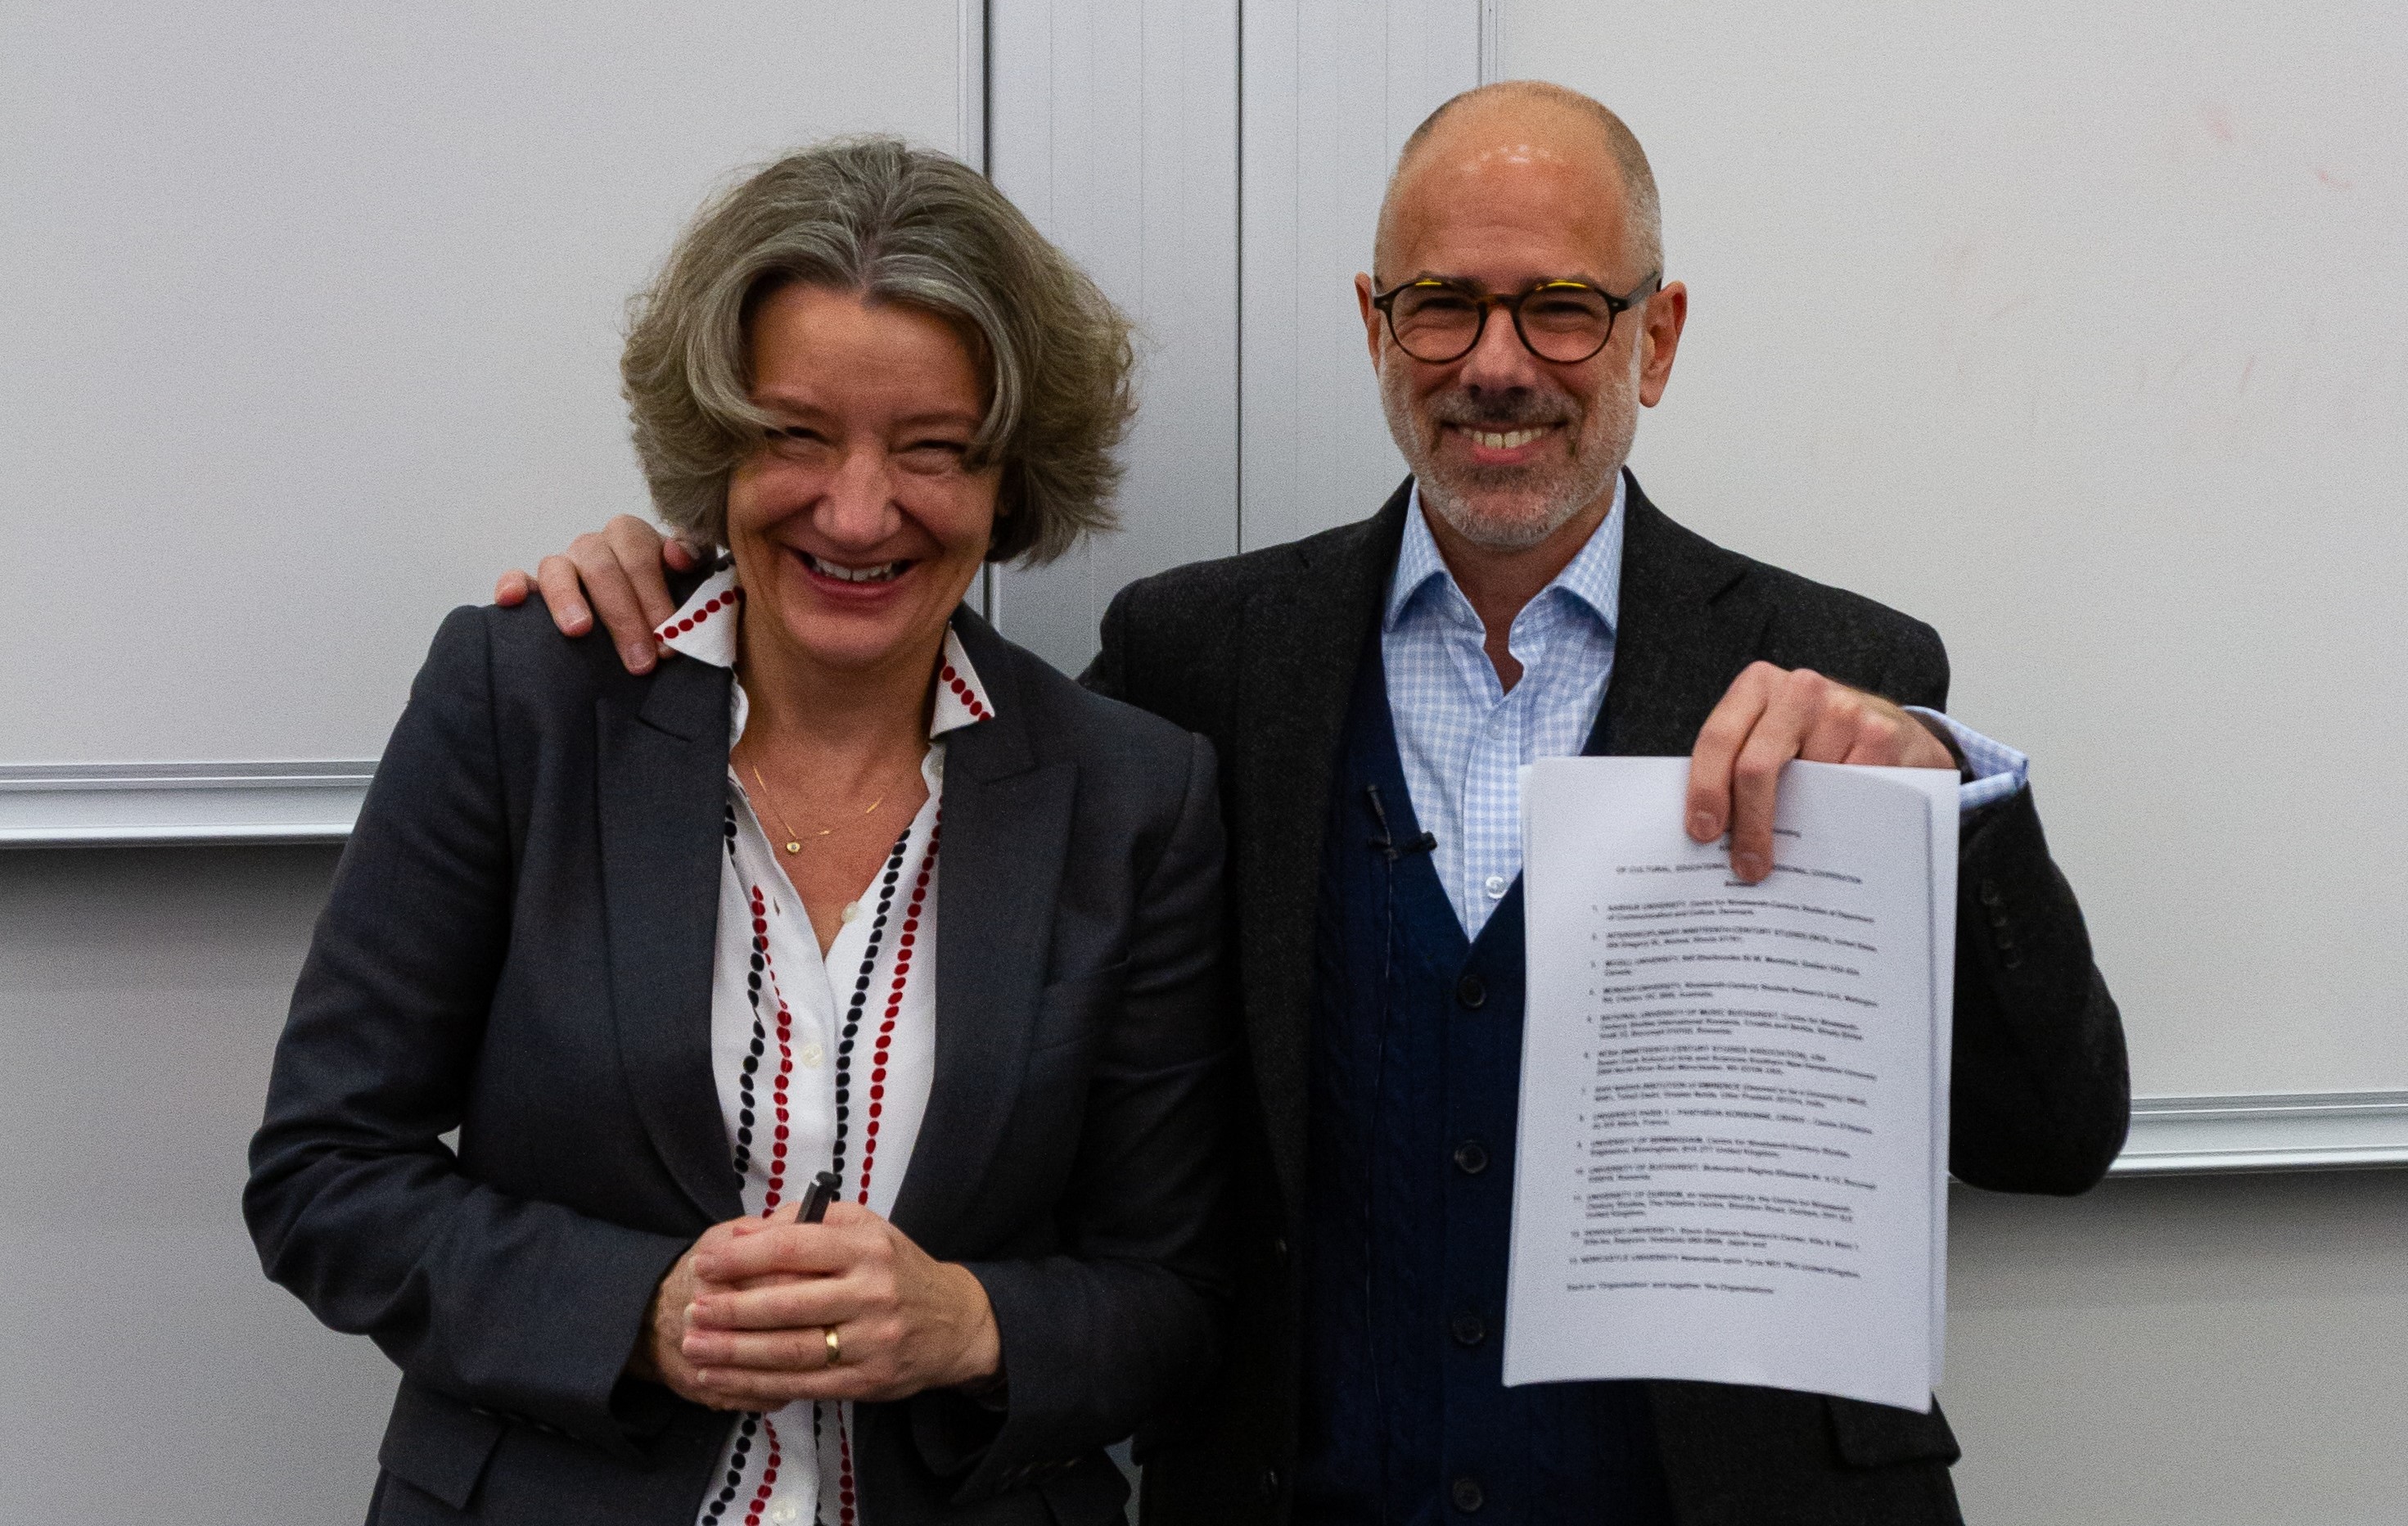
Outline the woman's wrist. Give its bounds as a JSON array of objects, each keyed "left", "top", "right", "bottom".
[
  {"left": 938, "top": 1262, "right": 1003, "bottom": 1390},
  {"left": 627, "top": 1246, "right": 698, "bottom": 1386}
]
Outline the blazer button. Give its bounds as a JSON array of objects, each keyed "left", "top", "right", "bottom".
[
  {"left": 1450, "top": 1312, "right": 1487, "bottom": 1347},
  {"left": 1269, "top": 1235, "right": 1290, "bottom": 1266},
  {"left": 1451, "top": 1475, "right": 1486, "bottom": 1512},
  {"left": 1454, "top": 1139, "right": 1490, "bottom": 1175},
  {"left": 1977, "top": 880, "right": 2005, "bottom": 909},
  {"left": 1456, "top": 974, "right": 1486, "bottom": 1009},
  {"left": 1260, "top": 1467, "right": 1283, "bottom": 1500}
]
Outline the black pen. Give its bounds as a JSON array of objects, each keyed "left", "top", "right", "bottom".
[{"left": 797, "top": 1170, "right": 841, "bottom": 1225}]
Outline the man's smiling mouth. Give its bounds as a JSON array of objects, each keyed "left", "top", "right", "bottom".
[
  {"left": 1446, "top": 423, "right": 1555, "bottom": 451},
  {"left": 802, "top": 551, "right": 912, "bottom": 584}
]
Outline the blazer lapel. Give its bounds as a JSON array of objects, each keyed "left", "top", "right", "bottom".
[
  {"left": 1587, "top": 472, "right": 1770, "bottom": 757},
  {"left": 1232, "top": 483, "right": 1411, "bottom": 1215},
  {"left": 891, "top": 612, "right": 1076, "bottom": 1248},
  {"left": 595, "top": 657, "right": 746, "bottom": 1226}
]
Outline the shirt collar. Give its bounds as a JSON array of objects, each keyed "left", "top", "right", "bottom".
[
  {"left": 1383, "top": 473, "right": 1626, "bottom": 636},
  {"left": 655, "top": 567, "right": 995, "bottom": 738}
]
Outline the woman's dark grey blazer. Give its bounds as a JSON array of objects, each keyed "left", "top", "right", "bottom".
[{"left": 245, "top": 597, "right": 1233, "bottom": 1525}]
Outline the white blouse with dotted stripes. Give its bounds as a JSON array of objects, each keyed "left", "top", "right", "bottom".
[{"left": 654, "top": 570, "right": 995, "bottom": 1526}]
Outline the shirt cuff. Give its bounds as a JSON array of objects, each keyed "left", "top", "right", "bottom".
[{"left": 1904, "top": 707, "right": 2029, "bottom": 815}]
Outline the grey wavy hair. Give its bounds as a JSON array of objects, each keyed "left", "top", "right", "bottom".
[{"left": 621, "top": 137, "right": 1134, "bottom": 563}]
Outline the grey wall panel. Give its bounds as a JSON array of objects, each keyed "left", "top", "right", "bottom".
[
  {"left": 0, "top": 846, "right": 391, "bottom": 1523},
  {"left": 986, "top": 0, "right": 1242, "bottom": 675},
  {"left": 1237, "top": 0, "right": 1481, "bottom": 551},
  {"left": 1947, "top": 1172, "right": 2408, "bottom": 1523}
]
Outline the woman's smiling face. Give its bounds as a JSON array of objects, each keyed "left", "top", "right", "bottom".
[{"left": 724, "top": 282, "right": 1001, "bottom": 684}]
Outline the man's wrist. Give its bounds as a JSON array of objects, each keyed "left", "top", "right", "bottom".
[{"left": 1907, "top": 710, "right": 1975, "bottom": 782}]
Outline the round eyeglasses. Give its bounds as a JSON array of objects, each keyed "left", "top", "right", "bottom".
[{"left": 1369, "top": 272, "right": 1662, "bottom": 365}]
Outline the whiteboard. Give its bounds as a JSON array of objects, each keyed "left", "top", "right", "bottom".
[
  {"left": 0, "top": 0, "right": 967, "bottom": 765},
  {"left": 1487, "top": 0, "right": 2408, "bottom": 1100}
]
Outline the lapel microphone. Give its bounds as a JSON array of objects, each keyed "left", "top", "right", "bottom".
[{"left": 1364, "top": 784, "right": 1436, "bottom": 862}]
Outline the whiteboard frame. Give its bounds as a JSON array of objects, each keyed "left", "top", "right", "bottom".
[{"left": 0, "top": 761, "right": 373, "bottom": 847}]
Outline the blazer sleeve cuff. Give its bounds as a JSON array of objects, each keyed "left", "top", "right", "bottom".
[
  {"left": 930, "top": 1259, "right": 1094, "bottom": 1501},
  {"left": 466, "top": 1221, "right": 693, "bottom": 1458}
]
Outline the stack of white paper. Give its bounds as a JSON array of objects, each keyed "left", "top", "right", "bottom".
[{"left": 1504, "top": 757, "right": 1958, "bottom": 1411}]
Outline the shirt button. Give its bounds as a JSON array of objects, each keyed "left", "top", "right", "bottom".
[
  {"left": 1450, "top": 1312, "right": 1487, "bottom": 1347},
  {"left": 1482, "top": 874, "right": 1508, "bottom": 900},
  {"left": 799, "top": 1042, "right": 824, "bottom": 1069},
  {"left": 1485, "top": 717, "right": 1504, "bottom": 737},
  {"left": 1455, "top": 974, "right": 1486, "bottom": 1009},
  {"left": 1451, "top": 1476, "right": 1486, "bottom": 1513},
  {"left": 1454, "top": 1140, "right": 1490, "bottom": 1175},
  {"left": 770, "top": 1504, "right": 799, "bottom": 1524},
  {"left": 840, "top": 901, "right": 863, "bottom": 924}
]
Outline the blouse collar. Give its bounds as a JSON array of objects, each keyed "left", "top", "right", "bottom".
[{"left": 652, "top": 566, "right": 996, "bottom": 738}]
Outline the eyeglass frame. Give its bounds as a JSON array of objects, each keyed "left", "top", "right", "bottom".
[{"left": 1368, "top": 269, "right": 1663, "bottom": 365}]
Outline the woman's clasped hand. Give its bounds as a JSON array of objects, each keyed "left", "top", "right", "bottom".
[{"left": 636, "top": 1201, "right": 1002, "bottom": 1411}]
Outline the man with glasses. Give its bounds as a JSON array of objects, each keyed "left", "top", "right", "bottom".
[{"left": 512, "top": 79, "right": 2125, "bottom": 1526}]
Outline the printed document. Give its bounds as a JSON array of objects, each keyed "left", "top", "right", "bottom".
[{"left": 1504, "top": 757, "right": 1957, "bottom": 1411}]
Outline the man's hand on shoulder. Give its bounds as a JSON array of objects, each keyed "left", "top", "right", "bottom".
[
  {"left": 492, "top": 514, "right": 702, "bottom": 675},
  {"left": 1686, "top": 661, "right": 1958, "bottom": 883}
]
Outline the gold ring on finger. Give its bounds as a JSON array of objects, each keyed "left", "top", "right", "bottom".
[{"left": 824, "top": 1325, "right": 842, "bottom": 1367}]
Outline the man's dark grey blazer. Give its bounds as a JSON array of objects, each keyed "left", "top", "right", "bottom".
[
  {"left": 245, "top": 601, "right": 1234, "bottom": 1525},
  {"left": 1083, "top": 475, "right": 2131, "bottom": 1526}
]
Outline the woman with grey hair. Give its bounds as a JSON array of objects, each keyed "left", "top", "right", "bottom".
[{"left": 246, "top": 138, "right": 1230, "bottom": 1526}]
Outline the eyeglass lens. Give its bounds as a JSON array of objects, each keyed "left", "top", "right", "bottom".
[{"left": 1388, "top": 284, "right": 1620, "bottom": 364}]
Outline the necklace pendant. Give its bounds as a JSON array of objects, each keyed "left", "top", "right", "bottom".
[{"left": 784, "top": 841, "right": 801, "bottom": 855}]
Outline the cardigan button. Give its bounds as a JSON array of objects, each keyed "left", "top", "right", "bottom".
[
  {"left": 1450, "top": 1312, "right": 1487, "bottom": 1347},
  {"left": 1455, "top": 974, "right": 1486, "bottom": 1009},
  {"left": 1454, "top": 1140, "right": 1490, "bottom": 1175},
  {"left": 1451, "top": 1475, "right": 1486, "bottom": 1512}
]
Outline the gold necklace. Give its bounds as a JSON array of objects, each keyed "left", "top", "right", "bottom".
[{"left": 747, "top": 762, "right": 886, "bottom": 856}]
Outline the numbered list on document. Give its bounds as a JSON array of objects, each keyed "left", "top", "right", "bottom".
[{"left": 1504, "top": 757, "right": 1955, "bottom": 1411}]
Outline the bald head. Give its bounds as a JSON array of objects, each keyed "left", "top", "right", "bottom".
[{"left": 1373, "top": 80, "right": 1662, "bottom": 283}]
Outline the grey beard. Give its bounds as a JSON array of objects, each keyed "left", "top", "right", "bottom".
[{"left": 1380, "top": 355, "right": 1639, "bottom": 552}]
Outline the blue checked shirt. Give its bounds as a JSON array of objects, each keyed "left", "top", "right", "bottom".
[{"left": 1382, "top": 480, "right": 2030, "bottom": 937}]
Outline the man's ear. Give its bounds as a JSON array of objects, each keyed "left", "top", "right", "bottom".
[
  {"left": 1638, "top": 279, "right": 1689, "bottom": 409},
  {"left": 1355, "top": 273, "right": 1384, "bottom": 370}
]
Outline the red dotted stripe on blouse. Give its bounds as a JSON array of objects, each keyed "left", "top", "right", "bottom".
[
  {"left": 750, "top": 885, "right": 797, "bottom": 1216},
  {"left": 836, "top": 1415, "right": 859, "bottom": 1526},
  {"left": 853, "top": 814, "right": 938, "bottom": 1208},
  {"left": 937, "top": 662, "right": 991, "bottom": 723},
  {"left": 742, "top": 1417, "right": 782, "bottom": 1526},
  {"left": 656, "top": 584, "right": 743, "bottom": 641}
]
